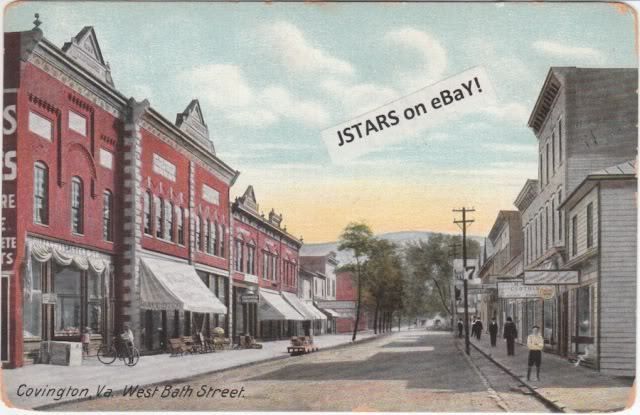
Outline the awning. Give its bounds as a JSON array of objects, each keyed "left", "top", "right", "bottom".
[
  {"left": 258, "top": 289, "right": 305, "bottom": 321},
  {"left": 321, "top": 308, "right": 340, "bottom": 318},
  {"left": 306, "top": 302, "right": 328, "bottom": 320},
  {"left": 140, "top": 257, "right": 227, "bottom": 314},
  {"left": 281, "top": 291, "right": 317, "bottom": 320}
]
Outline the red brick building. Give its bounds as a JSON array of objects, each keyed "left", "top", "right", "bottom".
[
  {"left": 1, "top": 24, "right": 240, "bottom": 367},
  {"left": 317, "top": 271, "right": 369, "bottom": 334},
  {"left": 231, "top": 186, "right": 305, "bottom": 339}
]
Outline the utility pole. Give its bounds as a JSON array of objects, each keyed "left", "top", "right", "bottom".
[{"left": 453, "top": 207, "right": 475, "bottom": 355}]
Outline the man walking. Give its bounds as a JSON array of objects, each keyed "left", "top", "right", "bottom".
[
  {"left": 457, "top": 318, "right": 464, "bottom": 338},
  {"left": 503, "top": 317, "right": 517, "bottom": 356},
  {"left": 527, "top": 325, "right": 544, "bottom": 381},
  {"left": 473, "top": 317, "right": 483, "bottom": 340},
  {"left": 489, "top": 317, "right": 499, "bottom": 347}
]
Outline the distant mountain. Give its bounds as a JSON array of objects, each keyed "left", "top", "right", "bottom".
[{"left": 301, "top": 231, "right": 484, "bottom": 266}]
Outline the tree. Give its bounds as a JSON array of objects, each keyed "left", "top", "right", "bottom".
[
  {"left": 364, "top": 239, "right": 404, "bottom": 333},
  {"left": 337, "top": 221, "right": 374, "bottom": 341}
]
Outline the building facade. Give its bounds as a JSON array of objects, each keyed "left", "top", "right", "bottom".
[
  {"left": 300, "top": 250, "right": 338, "bottom": 334},
  {"left": 2, "top": 25, "right": 243, "bottom": 367}
]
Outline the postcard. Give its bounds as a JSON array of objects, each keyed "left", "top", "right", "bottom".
[{"left": 0, "top": 1, "right": 637, "bottom": 413}]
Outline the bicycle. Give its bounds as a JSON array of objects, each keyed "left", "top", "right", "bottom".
[{"left": 97, "top": 337, "right": 140, "bottom": 367}]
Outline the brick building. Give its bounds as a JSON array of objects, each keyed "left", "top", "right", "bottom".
[{"left": 1, "top": 24, "right": 244, "bottom": 367}]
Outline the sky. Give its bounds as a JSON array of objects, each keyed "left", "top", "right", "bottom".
[{"left": 3, "top": 1, "right": 637, "bottom": 242}]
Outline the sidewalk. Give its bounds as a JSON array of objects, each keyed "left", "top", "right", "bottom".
[
  {"left": 1, "top": 332, "right": 377, "bottom": 410},
  {"left": 463, "top": 333, "right": 633, "bottom": 412}
]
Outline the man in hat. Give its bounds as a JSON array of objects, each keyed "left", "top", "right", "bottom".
[{"left": 527, "top": 325, "right": 544, "bottom": 381}]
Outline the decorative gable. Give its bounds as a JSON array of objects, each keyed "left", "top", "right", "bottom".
[
  {"left": 238, "top": 185, "right": 259, "bottom": 214},
  {"left": 62, "top": 26, "right": 114, "bottom": 87},
  {"left": 175, "top": 99, "right": 214, "bottom": 153}
]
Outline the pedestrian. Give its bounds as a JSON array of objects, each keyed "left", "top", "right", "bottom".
[
  {"left": 120, "top": 324, "right": 135, "bottom": 365},
  {"left": 489, "top": 318, "right": 498, "bottom": 347},
  {"left": 470, "top": 317, "right": 477, "bottom": 338},
  {"left": 503, "top": 317, "right": 518, "bottom": 356},
  {"left": 473, "top": 318, "right": 483, "bottom": 340},
  {"left": 81, "top": 327, "right": 91, "bottom": 358},
  {"left": 457, "top": 318, "right": 464, "bottom": 338},
  {"left": 527, "top": 325, "right": 544, "bottom": 381}
]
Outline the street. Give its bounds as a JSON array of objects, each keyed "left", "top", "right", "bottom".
[{"left": 51, "top": 331, "right": 550, "bottom": 412}]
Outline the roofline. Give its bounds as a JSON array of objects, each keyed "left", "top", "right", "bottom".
[
  {"left": 487, "top": 210, "right": 519, "bottom": 242},
  {"left": 232, "top": 202, "right": 303, "bottom": 247},
  {"left": 559, "top": 174, "right": 636, "bottom": 210}
]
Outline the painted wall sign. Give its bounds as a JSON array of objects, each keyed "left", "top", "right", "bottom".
[
  {"left": 498, "top": 281, "right": 556, "bottom": 299},
  {"left": 523, "top": 270, "right": 580, "bottom": 285}
]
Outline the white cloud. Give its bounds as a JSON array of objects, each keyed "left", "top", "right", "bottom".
[
  {"left": 177, "top": 65, "right": 329, "bottom": 127},
  {"left": 320, "top": 78, "right": 399, "bottom": 118},
  {"left": 481, "top": 143, "right": 537, "bottom": 153},
  {"left": 260, "top": 21, "right": 354, "bottom": 76},
  {"left": 480, "top": 102, "right": 530, "bottom": 124},
  {"left": 532, "top": 40, "right": 606, "bottom": 64},
  {"left": 385, "top": 28, "right": 448, "bottom": 92}
]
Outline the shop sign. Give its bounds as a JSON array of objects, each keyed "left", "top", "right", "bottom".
[
  {"left": 524, "top": 270, "right": 580, "bottom": 285},
  {"left": 498, "top": 281, "right": 555, "bottom": 299},
  {"left": 240, "top": 294, "right": 259, "bottom": 304},
  {"left": 42, "top": 293, "right": 58, "bottom": 304}
]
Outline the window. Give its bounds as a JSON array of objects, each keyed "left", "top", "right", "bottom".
[
  {"left": 586, "top": 203, "right": 594, "bottom": 248},
  {"left": 219, "top": 225, "right": 225, "bottom": 258},
  {"left": 33, "top": 162, "right": 49, "bottom": 225},
  {"left": 68, "top": 110, "right": 87, "bottom": 136},
  {"left": 103, "top": 190, "right": 113, "bottom": 242},
  {"left": 558, "top": 190, "right": 563, "bottom": 241},
  {"left": 572, "top": 215, "right": 578, "bottom": 256},
  {"left": 539, "top": 153, "right": 543, "bottom": 186},
  {"left": 263, "top": 251, "right": 269, "bottom": 279},
  {"left": 235, "top": 240, "right": 244, "bottom": 272},
  {"left": 551, "top": 198, "right": 555, "bottom": 246},
  {"left": 177, "top": 207, "right": 185, "bottom": 245},
  {"left": 144, "top": 191, "right": 152, "bottom": 235},
  {"left": 205, "top": 220, "right": 212, "bottom": 254},
  {"left": 154, "top": 196, "right": 163, "bottom": 238},
  {"left": 272, "top": 255, "right": 278, "bottom": 281},
  {"left": 551, "top": 132, "right": 556, "bottom": 173},
  {"left": 558, "top": 119, "right": 563, "bottom": 163},
  {"left": 545, "top": 205, "right": 549, "bottom": 251},
  {"left": 213, "top": 221, "right": 219, "bottom": 256},
  {"left": 199, "top": 216, "right": 205, "bottom": 251},
  {"left": 29, "top": 111, "right": 52, "bottom": 141},
  {"left": 576, "top": 285, "right": 594, "bottom": 353},
  {"left": 71, "top": 177, "right": 84, "bottom": 234},
  {"left": 247, "top": 245, "right": 256, "bottom": 275},
  {"left": 99, "top": 149, "right": 113, "bottom": 170},
  {"left": 533, "top": 217, "right": 538, "bottom": 259},
  {"left": 88, "top": 268, "right": 104, "bottom": 334},
  {"left": 54, "top": 264, "right": 82, "bottom": 336},
  {"left": 543, "top": 299, "right": 555, "bottom": 344},
  {"left": 23, "top": 262, "right": 43, "bottom": 338},
  {"left": 165, "top": 202, "right": 174, "bottom": 241},
  {"left": 545, "top": 143, "right": 550, "bottom": 184},
  {"left": 195, "top": 216, "right": 201, "bottom": 251}
]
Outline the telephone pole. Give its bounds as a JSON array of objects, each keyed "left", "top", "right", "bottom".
[{"left": 453, "top": 207, "right": 475, "bottom": 355}]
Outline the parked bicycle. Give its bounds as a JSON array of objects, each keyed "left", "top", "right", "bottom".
[{"left": 97, "top": 337, "right": 140, "bottom": 366}]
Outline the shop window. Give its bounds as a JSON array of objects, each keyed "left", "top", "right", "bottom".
[
  {"left": 33, "top": 162, "right": 49, "bottom": 225},
  {"left": 54, "top": 264, "right": 82, "bottom": 337},
  {"left": 29, "top": 111, "right": 53, "bottom": 141},
  {"left": 88, "top": 270, "right": 103, "bottom": 333},
  {"left": 543, "top": 299, "right": 555, "bottom": 344},
  {"left": 103, "top": 190, "right": 113, "bottom": 242},
  {"left": 184, "top": 311, "right": 191, "bottom": 336},
  {"left": 154, "top": 196, "right": 163, "bottom": 238},
  {"left": 143, "top": 191, "right": 152, "bottom": 235},
  {"left": 68, "top": 110, "right": 87, "bottom": 136},
  {"left": 177, "top": 207, "right": 185, "bottom": 245},
  {"left": 71, "top": 177, "right": 84, "bottom": 234},
  {"left": 586, "top": 203, "right": 594, "bottom": 248},
  {"left": 23, "top": 262, "right": 43, "bottom": 338}
]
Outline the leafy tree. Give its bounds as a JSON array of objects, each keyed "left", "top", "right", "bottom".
[
  {"left": 363, "top": 239, "right": 403, "bottom": 333},
  {"left": 337, "top": 221, "right": 374, "bottom": 341}
]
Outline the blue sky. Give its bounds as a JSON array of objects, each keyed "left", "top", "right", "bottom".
[{"left": 4, "top": 2, "right": 637, "bottom": 241}]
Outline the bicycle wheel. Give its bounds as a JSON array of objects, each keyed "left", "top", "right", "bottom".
[
  {"left": 97, "top": 344, "right": 117, "bottom": 365},
  {"left": 125, "top": 347, "right": 140, "bottom": 367}
]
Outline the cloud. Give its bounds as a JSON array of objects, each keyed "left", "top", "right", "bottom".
[
  {"left": 480, "top": 102, "right": 530, "bottom": 124},
  {"left": 532, "top": 40, "right": 606, "bottom": 64},
  {"left": 481, "top": 143, "right": 538, "bottom": 153},
  {"left": 177, "top": 64, "right": 329, "bottom": 127},
  {"left": 320, "top": 78, "right": 399, "bottom": 119},
  {"left": 260, "top": 21, "right": 354, "bottom": 76},
  {"left": 384, "top": 28, "right": 448, "bottom": 92}
]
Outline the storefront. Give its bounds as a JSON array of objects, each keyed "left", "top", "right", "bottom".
[
  {"left": 233, "top": 283, "right": 258, "bottom": 340},
  {"left": 22, "top": 238, "right": 112, "bottom": 363},
  {"left": 258, "top": 288, "right": 304, "bottom": 340},
  {"left": 139, "top": 256, "right": 226, "bottom": 352}
]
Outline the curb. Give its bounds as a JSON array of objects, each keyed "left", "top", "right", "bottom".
[
  {"left": 466, "top": 340, "right": 565, "bottom": 413},
  {"left": 31, "top": 333, "right": 388, "bottom": 411}
]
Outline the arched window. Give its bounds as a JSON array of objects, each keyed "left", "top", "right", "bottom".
[
  {"left": 143, "top": 191, "right": 152, "bottom": 235},
  {"left": 71, "top": 177, "right": 84, "bottom": 234},
  {"left": 103, "top": 190, "right": 113, "bottom": 242},
  {"left": 220, "top": 224, "right": 225, "bottom": 258},
  {"left": 154, "top": 195, "right": 163, "bottom": 238},
  {"left": 33, "top": 162, "right": 49, "bottom": 225},
  {"left": 205, "top": 219, "right": 211, "bottom": 254},
  {"left": 213, "top": 220, "right": 219, "bottom": 256}
]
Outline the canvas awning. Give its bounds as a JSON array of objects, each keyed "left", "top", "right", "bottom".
[
  {"left": 306, "top": 302, "right": 328, "bottom": 320},
  {"left": 321, "top": 308, "right": 340, "bottom": 318},
  {"left": 140, "top": 257, "right": 227, "bottom": 314},
  {"left": 258, "top": 289, "right": 304, "bottom": 321},
  {"left": 281, "top": 291, "right": 317, "bottom": 320}
]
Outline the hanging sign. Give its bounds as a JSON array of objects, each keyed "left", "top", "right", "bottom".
[
  {"left": 524, "top": 270, "right": 580, "bottom": 285},
  {"left": 498, "top": 281, "right": 556, "bottom": 299}
]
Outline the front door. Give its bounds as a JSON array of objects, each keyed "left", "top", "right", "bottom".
[{"left": 560, "top": 292, "right": 569, "bottom": 356}]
